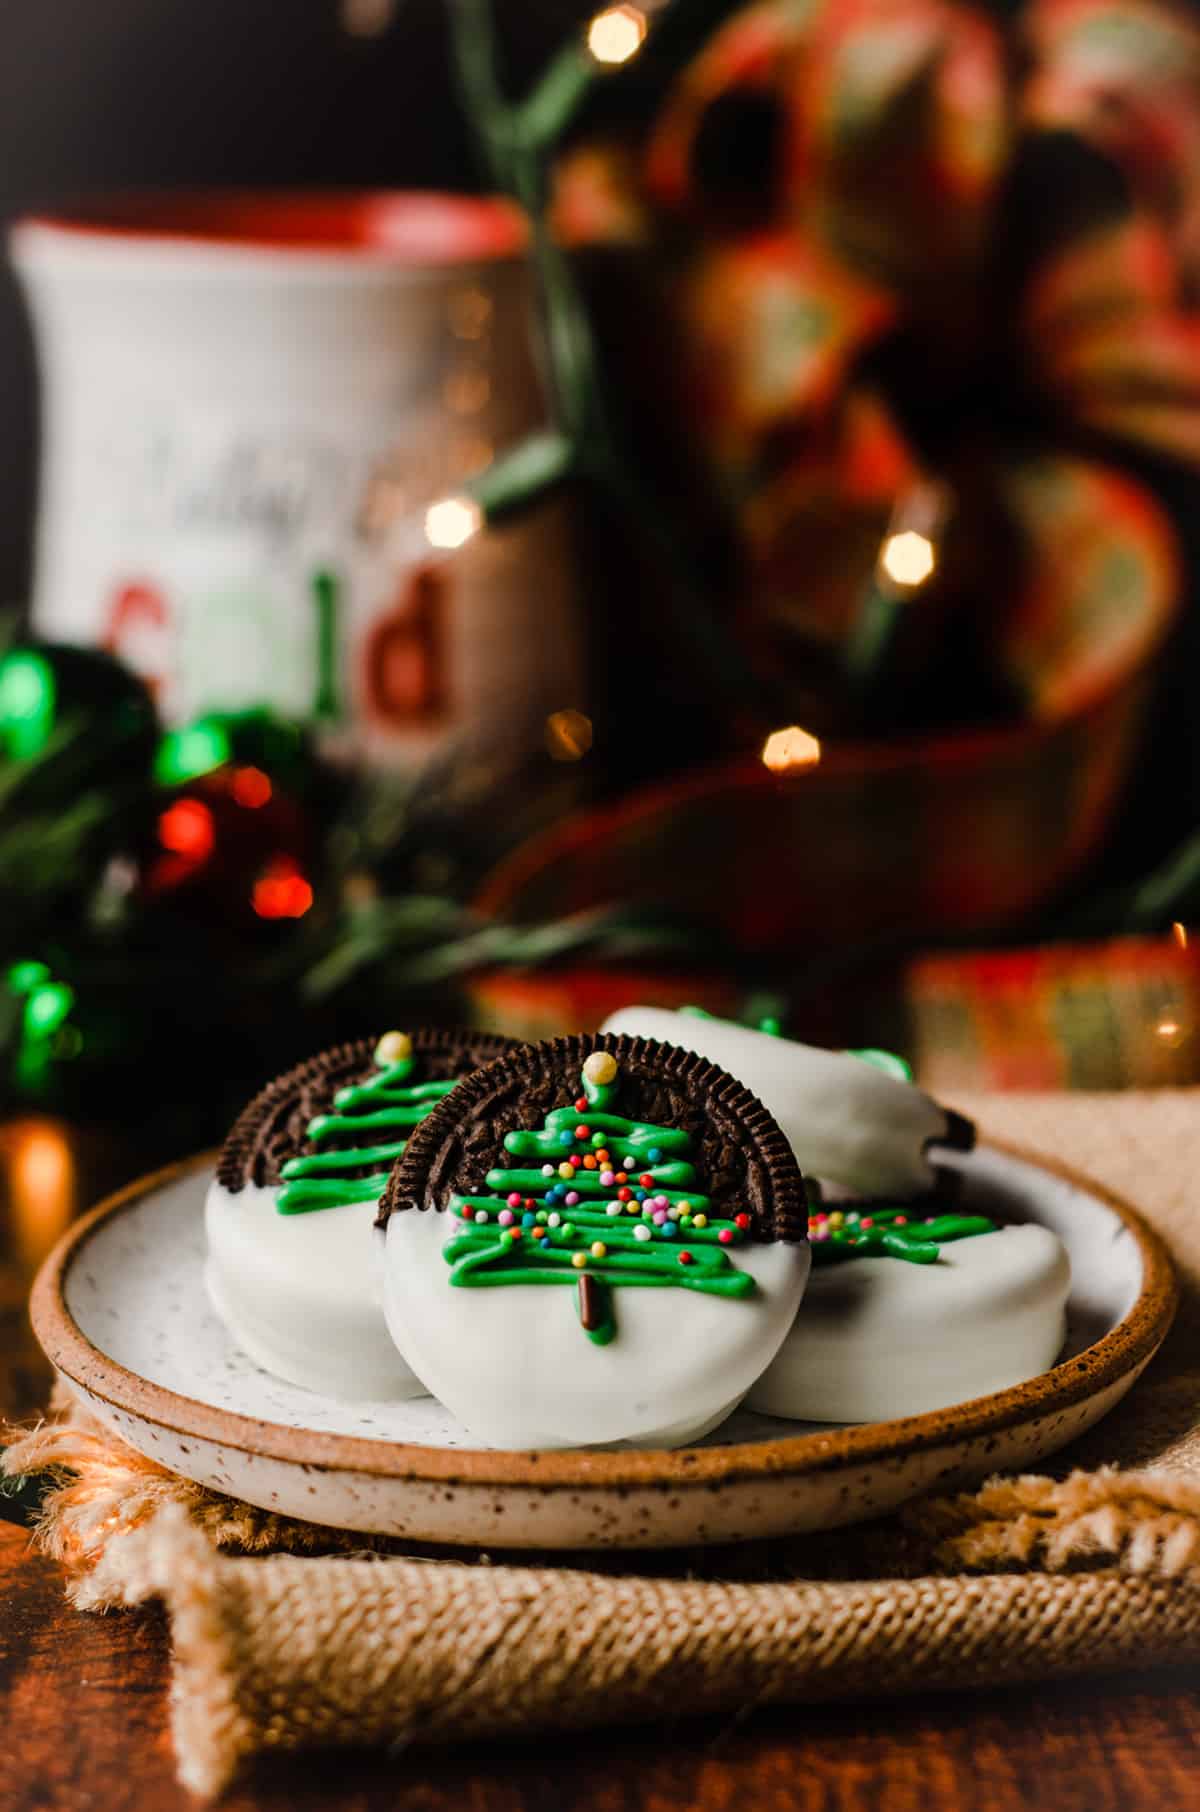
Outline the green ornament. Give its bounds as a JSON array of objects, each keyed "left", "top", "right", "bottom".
[
  {"left": 154, "top": 709, "right": 311, "bottom": 792},
  {"left": 0, "top": 643, "right": 157, "bottom": 784},
  {"left": 0, "top": 651, "right": 55, "bottom": 759}
]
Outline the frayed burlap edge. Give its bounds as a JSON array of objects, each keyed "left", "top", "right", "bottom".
[
  {"left": 916, "top": 1467, "right": 1200, "bottom": 1575},
  {"left": 89, "top": 1508, "right": 255, "bottom": 1796},
  {"left": 10, "top": 1394, "right": 1200, "bottom": 1607},
  {"left": 78, "top": 1503, "right": 1200, "bottom": 1798},
  {"left": 1, "top": 1389, "right": 407, "bottom": 1608}
]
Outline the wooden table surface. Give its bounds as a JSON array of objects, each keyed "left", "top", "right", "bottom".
[
  {"left": 5, "top": 1119, "right": 1200, "bottom": 1810},
  {"left": 5, "top": 1517, "right": 1200, "bottom": 1812}
]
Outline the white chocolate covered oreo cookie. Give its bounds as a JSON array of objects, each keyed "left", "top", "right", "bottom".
[
  {"left": 748, "top": 1220, "right": 1071, "bottom": 1423},
  {"left": 376, "top": 1036, "right": 813, "bottom": 1449},
  {"left": 601, "top": 1007, "right": 972, "bottom": 1198},
  {"left": 206, "top": 1028, "right": 515, "bottom": 1400}
]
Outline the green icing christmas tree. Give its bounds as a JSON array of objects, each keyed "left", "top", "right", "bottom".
[
  {"left": 276, "top": 1032, "right": 456, "bottom": 1215},
  {"left": 444, "top": 1049, "right": 757, "bottom": 1345},
  {"left": 807, "top": 1204, "right": 997, "bottom": 1263}
]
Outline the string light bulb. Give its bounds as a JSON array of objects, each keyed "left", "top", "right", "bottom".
[
  {"left": 231, "top": 766, "right": 272, "bottom": 809},
  {"left": 24, "top": 981, "right": 74, "bottom": 1038},
  {"left": 154, "top": 718, "right": 230, "bottom": 786},
  {"left": 880, "top": 530, "right": 936, "bottom": 588},
  {"left": 586, "top": 4, "right": 647, "bottom": 65},
  {"left": 761, "top": 726, "right": 821, "bottom": 773},
  {"left": 339, "top": 0, "right": 395, "bottom": 35},
  {"left": 157, "top": 798, "right": 216, "bottom": 862},
  {"left": 545, "top": 709, "right": 593, "bottom": 761},
  {"left": 252, "top": 859, "right": 313, "bottom": 921},
  {"left": 424, "top": 494, "right": 483, "bottom": 551}
]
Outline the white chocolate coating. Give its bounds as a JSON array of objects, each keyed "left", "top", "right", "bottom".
[
  {"left": 748, "top": 1225, "right": 1071, "bottom": 1424},
  {"left": 601, "top": 1008, "right": 955, "bottom": 1196},
  {"left": 381, "top": 1210, "right": 811, "bottom": 1449},
  {"left": 205, "top": 1180, "right": 425, "bottom": 1401}
]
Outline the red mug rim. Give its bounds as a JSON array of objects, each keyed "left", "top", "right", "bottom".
[{"left": 13, "top": 189, "right": 528, "bottom": 264}]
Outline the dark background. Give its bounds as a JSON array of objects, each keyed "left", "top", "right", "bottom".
[
  {"left": 0, "top": 0, "right": 589, "bottom": 608},
  {"left": 2, "top": 0, "right": 1197, "bottom": 882}
]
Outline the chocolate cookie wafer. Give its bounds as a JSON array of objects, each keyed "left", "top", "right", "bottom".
[
  {"left": 377, "top": 1034, "right": 814, "bottom": 1449},
  {"left": 205, "top": 1027, "right": 517, "bottom": 1400},
  {"left": 217, "top": 1027, "right": 517, "bottom": 1203}
]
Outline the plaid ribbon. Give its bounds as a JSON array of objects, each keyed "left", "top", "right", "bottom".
[{"left": 554, "top": 0, "right": 1200, "bottom": 671}]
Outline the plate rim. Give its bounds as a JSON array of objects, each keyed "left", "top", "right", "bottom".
[{"left": 30, "top": 1140, "right": 1178, "bottom": 1490}]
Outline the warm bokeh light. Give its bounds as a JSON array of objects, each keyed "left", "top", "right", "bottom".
[
  {"left": 1157, "top": 1016, "right": 1187, "bottom": 1048},
  {"left": 444, "top": 369, "right": 491, "bottom": 414},
  {"left": 545, "top": 708, "right": 593, "bottom": 761},
  {"left": 452, "top": 434, "right": 495, "bottom": 478},
  {"left": 424, "top": 494, "right": 483, "bottom": 550},
  {"left": 252, "top": 859, "right": 314, "bottom": 920},
  {"left": 448, "top": 286, "right": 492, "bottom": 341},
  {"left": 587, "top": 4, "right": 647, "bottom": 64},
  {"left": 880, "top": 529, "right": 937, "bottom": 588},
  {"left": 157, "top": 799, "right": 215, "bottom": 861},
  {"left": 231, "top": 765, "right": 272, "bottom": 809},
  {"left": 6, "top": 1120, "right": 75, "bottom": 1266},
  {"left": 1173, "top": 921, "right": 1189, "bottom": 951},
  {"left": 339, "top": 0, "right": 395, "bottom": 35},
  {"left": 761, "top": 725, "right": 822, "bottom": 773}
]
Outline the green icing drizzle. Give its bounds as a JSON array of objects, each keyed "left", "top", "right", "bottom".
[
  {"left": 444, "top": 1057, "right": 758, "bottom": 1344},
  {"left": 680, "top": 1004, "right": 781, "bottom": 1036},
  {"left": 809, "top": 1205, "right": 996, "bottom": 1264},
  {"left": 848, "top": 1047, "right": 914, "bottom": 1082},
  {"left": 275, "top": 1044, "right": 456, "bottom": 1215}
]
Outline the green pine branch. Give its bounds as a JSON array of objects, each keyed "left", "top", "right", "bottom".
[{"left": 444, "top": 0, "right": 788, "bottom": 721}]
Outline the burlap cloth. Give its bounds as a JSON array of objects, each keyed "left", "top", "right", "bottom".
[{"left": 9, "top": 1089, "right": 1200, "bottom": 1796}]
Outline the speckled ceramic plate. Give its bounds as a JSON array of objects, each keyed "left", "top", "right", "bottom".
[{"left": 31, "top": 1141, "right": 1175, "bottom": 1549}]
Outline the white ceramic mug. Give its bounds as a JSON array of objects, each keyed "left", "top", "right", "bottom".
[{"left": 12, "top": 191, "right": 582, "bottom": 766}]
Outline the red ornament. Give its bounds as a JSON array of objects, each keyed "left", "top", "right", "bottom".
[
  {"left": 639, "top": 1173, "right": 654, "bottom": 1188},
  {"left": 734, "top": 1213, "right": 751, "bottom": 1231},
  {"left": 158, "top": 799, "right": 215, "bottom": 862},
  {"left": 575, "top": 1096, "right": 588, "bottom": 1112},
  {"left": 144, "top": 763, "right": 315, "bottom": 934},
  {"left": 678, "top": 1251, "right": 694, "bottom": 1265},
  {"left": 253, "top": 858, "right": 313, "bottom": 920},
  {"left": 575, "top": 1124, "right": 591, "bottom": 1140},
  {"left": 231, "top": 765, "right": 272, "bottom": 809},
  {"left": 618, "top": 1187, "right": 633, "bottom": 1202},
  {"left": 718, "top": 1228, "right": 734, "bottom": 1245}
]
